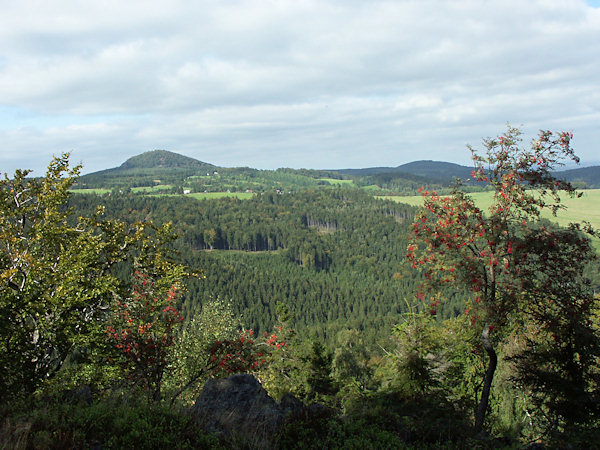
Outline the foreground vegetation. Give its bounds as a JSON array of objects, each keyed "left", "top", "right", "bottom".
[{"left": 2, "top": 127, "right": 599, "bottom": 448}]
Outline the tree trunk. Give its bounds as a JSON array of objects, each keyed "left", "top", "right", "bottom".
[{"left": 475, "top": 324, "right": 497, "bottom": 432}]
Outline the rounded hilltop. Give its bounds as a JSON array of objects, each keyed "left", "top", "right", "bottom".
[{"left": 119, "top": 150, "right": 216, "bottom": 170}]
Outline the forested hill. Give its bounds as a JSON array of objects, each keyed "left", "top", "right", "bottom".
[
  {"left": 335, "top": 160, "right": 474, "bottom": 182},
  {"left": 78, "top": 150, "right": 218, "bottom": 188},
  {"left": 119, "top": 149, "right": 216, "bottom": 170},
  {"left": 337, "top": 160, "right": 600, "bottom": 188},
  {"left": 558, "top": 165, "right": 600, "bottom": 188},
  {"left": 395, "top": 160, "right": 475, "bottom": 181}
]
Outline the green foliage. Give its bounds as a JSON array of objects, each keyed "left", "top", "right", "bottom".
[
  {"left": 68, "top": 188, "right": 427, "bottom": 348},
  {"left": 274, "top": 411, "right": 405, "bottom": 450},
  {"left": 167, "top": 297, "right": 240, "bottom": 405},
  {"left": 76, "top": 148, "right": 483, "bottom": 197},
  {"left": 0, "top": 154, "right": 122, "bottom": 398},
  {"left": 107, "top": 272, "right": 184, "bottom": 402},
  {"left": 505, "top": 226, "right": 600, "bottom": 441},
  {"left": 0, "top": 154, "right": 192, "bottom": 401},
  {"left": 304, "top": 340, "right": 336, "bottom": 403},
  {"left": 256, "top": 322, "right": 337, "bottom": 405},
  {"left": 331, "top": 329, "right": 373, "bottom": 398},
  {"left": 6, "top": 144, "right": 598, "bottom": 448},
  {"left": 408, "top": 125, "right": 599, "bottom": 432},
  {"left": 75, "top": 153, "right": 355, "bottom": 194},
  {"left": 377, "top": 310, "right": 487, "bottom": 424},
  {"left": 388, "top": 305, "right": 442, "bottom": 397},
  {"left": 256, "top": 325, "right": 303, "bottom": 401},
  {"left": 119, "top": 150, "right": 215, "bottom": 171},
  {"left": 435, "top": 315, "right": 487, "bottom": 415},
  {"left": 75, "top": 150, "right": 215, "bottom": 190},
  {"left": 0, "top": 396, "right": 222, "bottom": 449},
  {"left": 275, "top": 389, "right": 473, "bottom": 449}
]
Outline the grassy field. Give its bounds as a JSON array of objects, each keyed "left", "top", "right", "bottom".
[
  {"left": 131, "top": 185, "right": 173, "bottom": 193},
  {"left": 318, "top": 178, "right": 355, "bottom": 186},
  {"left": 146, "top": 192, "right": 254, "bottom": 200},
  {"left": 71, "top": 185, "right": 174, "bottom": 194},
  {"left": 380, "top": 189, "right": 600, "bottom": 232},
  {"left": 71, "top": 189, "right": 254, "bottom": 200},
  {"left": 70, "top": 188, "right": 111, "bottom": 195}
]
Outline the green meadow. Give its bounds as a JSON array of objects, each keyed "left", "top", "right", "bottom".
[
  {"left": 380, "top": 189, "right": 600, "bottom": 237},
  {"left": 318, "top": 178, "right": 355, "bottom": 186},
  {"left": 71, "top": 189, "right": 254, "bottom": 200},
  {"left": 70, "top": 188, "right": 111, "bottom": 195},
  {"left": 131, "top": 185, "right": 173, "bottom": 193},
  {"left": 71, "top": 185, "right": 174, "bottom": 194},
  {"left": 146, "top": 192, "right": 254, "bottom": 200}
]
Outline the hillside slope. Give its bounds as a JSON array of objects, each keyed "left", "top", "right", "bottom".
[
  {"left": 118, "top": 150, "right": 216, "bottom": 171},
  {"left": 336, "top": 160, "right": 474, "bottom": 181},
  {"left": 77, "top": 150, "right": 218, "bottom": 189},
  {"left": 556, "top": 165, "right": 600, "bottom": 188}
]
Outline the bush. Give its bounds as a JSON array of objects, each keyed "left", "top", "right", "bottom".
[{"left": 0, "top": 396, "right": 223, "bottom": 449}]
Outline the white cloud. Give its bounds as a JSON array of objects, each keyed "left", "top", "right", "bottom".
[{"left": 0, "top": 0, "right": 599, "bottom": 175}]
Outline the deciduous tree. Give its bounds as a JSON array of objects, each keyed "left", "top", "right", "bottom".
[
  {"left": 107, "top": 271, "right": 184, "bottom": 402},
  {"left": 407, "top": 125, "right": 597, "bottom": 431},
  {"left": 0, "top": 154, "right": 188, "bottom": 399}
]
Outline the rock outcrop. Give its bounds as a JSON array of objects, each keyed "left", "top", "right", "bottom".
[{"left": 190, "top": 374, "right": 303, "bottom": 444}]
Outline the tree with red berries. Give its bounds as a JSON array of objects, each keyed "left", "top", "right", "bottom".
[
  {"left": 107, "top": 271, "right": 185, "bottom": 402},
  {"left": 407, "top": 125, "right": 597, "bottom": 431}
]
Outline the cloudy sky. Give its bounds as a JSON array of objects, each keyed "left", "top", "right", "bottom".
[{"left": 1, "top": 0, "right": 599, "bottom": 175}]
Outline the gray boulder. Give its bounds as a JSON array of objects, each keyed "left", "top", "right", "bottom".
[{"left": 191, "top": 374, "right": 303, "bottom": 444}]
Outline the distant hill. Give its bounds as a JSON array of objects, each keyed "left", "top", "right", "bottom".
[
  {"left": 395, "top": 161, "right": 474, "bottom": 182},
  {"left": 338, "top": 160, "right": 600, "bottom": 188},
  {"left": 77, "top": 150, "right": 218, "bottom": 189},
  {"left": 336, "top": 160, "right": 474, "bottom": 183},
  {"left": 555, "top": 166, "right": 600, "bottom": 188},
  {"left": 118, "top": 150, "right": 216, "bottom": 171},
  {"left": 335, "top": 166, "right": 404, "bottom": 176}
]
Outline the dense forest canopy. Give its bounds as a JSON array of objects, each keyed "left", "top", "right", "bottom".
[{"left": 68, "top": 188, "right": 461, "bottom": 345}]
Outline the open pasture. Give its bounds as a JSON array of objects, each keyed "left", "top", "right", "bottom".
[
  {"left": 131, "top": 185, "right": 173, "bottom": 193},
  {"left": 70, "top": 188, "right": 111, "bottom": 195},
  {"left": 380, "top": 189, "right": 600, "bottom": 232},
  {"left": 318, "top": 178, "right": 355, "bottom": 186}
]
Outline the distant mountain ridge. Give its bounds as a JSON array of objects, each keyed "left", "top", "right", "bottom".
[
  {"left": 336, "top": 160, "right": 600, "bottom": 188},
  {"left": 335, "top": 160, "right": 475, "bottom": 183},
  {"left": 393, "top": 160, "right": 474, "bottom": 182},
  {"left": 557, "top": 166, "right": 600, "bottom": 188},
  {"left": 81, "top": 150, "right": 600, "bottom": 189}
]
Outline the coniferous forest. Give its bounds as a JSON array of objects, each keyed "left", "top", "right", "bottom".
[{"left": 2, "top": 127, "right": 600, "bottom": 448}]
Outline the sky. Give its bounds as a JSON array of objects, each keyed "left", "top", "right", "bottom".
[{"left": 1, "top": 0, "right": 599, "bottom": 176}]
